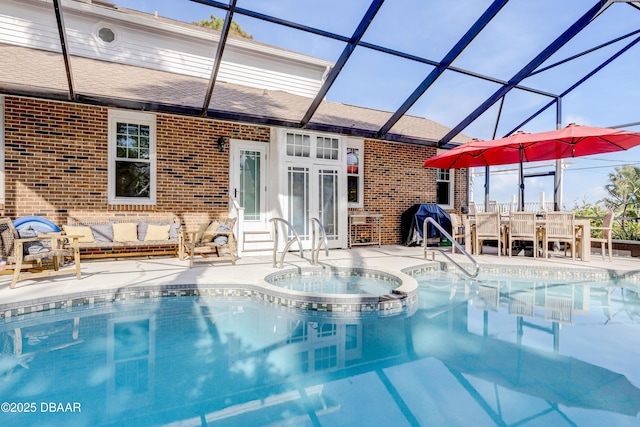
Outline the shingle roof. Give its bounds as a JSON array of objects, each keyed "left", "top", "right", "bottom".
[{"left": 0, "top": 43, "right": 471, "bottom": 145}]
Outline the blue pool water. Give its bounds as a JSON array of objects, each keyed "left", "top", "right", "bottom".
[{"left": 1, "top": 271, "right": 639, "bottom": 426}]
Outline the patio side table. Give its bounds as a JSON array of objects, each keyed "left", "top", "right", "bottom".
[{"left": 348, "top": 212, "right": 382, "bottom": 248}]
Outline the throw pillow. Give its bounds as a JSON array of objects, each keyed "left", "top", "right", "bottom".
[
  {"left": 138, "top": 222, "right": 180, "bottom": 241},
  {"left": 201, "top": 221, "right": 220, "bottom": 243},
  {"left": 137, "top": 222, "right": 149, "bottom": 241},
  {"left": 112, "top": 223, "right": 139, "bottom": 242},
  {"left": 62, "top": 225, "right": 95, "bottom": 243},
  {"left": 89, "top": 223, "right": 114, "bottom": 242},
  {"left": 18, "top": 226, "right": 49, "bottom": 256},
  {"left": 169, "top": 223, "right": 180, "bottom": 240},
  {"left": 144, "top": 224, "right": 170, "bottom": 241},
  {"left": 213, "top": 223, "right": 231, "bottom": 245}
]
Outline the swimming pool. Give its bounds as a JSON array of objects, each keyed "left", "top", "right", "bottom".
[{"left": 1, "top": 269, "right": 639, "bottom": 426}]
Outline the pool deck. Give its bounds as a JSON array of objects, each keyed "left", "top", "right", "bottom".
[{"left": 1, "top": 245, "right": 639, "bottom": 310}]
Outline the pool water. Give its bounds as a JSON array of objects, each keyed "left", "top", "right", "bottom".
[{"left": 1, "top": 272, "right": 639, "bottom": 426}]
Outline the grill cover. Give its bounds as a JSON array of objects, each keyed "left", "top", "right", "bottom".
[{"left": 401, "top": 204, "right": 451, "bottom": 246}]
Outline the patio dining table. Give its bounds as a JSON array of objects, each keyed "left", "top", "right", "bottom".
[{"left": 464, "top": 215, "right": 591, "bottom": 261}]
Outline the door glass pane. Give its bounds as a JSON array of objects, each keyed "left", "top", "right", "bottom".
[
  {"left": 347, "top": 176, "right": 359, "bottom": 203},
  {"left": 319, "top": 169, "right": 339, "bottom": 240},
  {"left": 240, "top": 150, "right": 261, "bottom": 221},
  {"left": 288, "top": 166, "right": 309, "bottom": 239}
]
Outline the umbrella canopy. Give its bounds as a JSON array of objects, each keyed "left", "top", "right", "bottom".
[{"left": 423, "top": 124, "right": 640, "bottom": 209}]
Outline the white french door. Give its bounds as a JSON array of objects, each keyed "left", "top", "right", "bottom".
[
  {"left": 286, "top": 163, "right": 343, "bottom": 249},
  {"left": 230, "top": 141, "right": 268, "bottom": 232}
]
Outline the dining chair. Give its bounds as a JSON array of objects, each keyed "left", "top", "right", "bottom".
[
  {"left": 508, "top": 211, "right": 538, "bottom": 258},
  {"left": 543, "top": 212, "right": 576, "bottom": 260},
  {"left": 449, "top": 213, "right": 466, "bottom": 254},
  {"left": 474, "top": 212, "right": 503, "bottom": 256},
  {"left": 591, "top": 211, "right": 614, "bottom": 261},
  {"left": 468, "top": 202, "right": 477, "bottom": 216}
]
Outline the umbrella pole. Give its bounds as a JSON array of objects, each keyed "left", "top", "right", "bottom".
[
  {"left": 484, "top": 166, "right": 490, "bottom": 211},
  {"left": 518, "top": 148, "right": 525, "bottom": 211}
]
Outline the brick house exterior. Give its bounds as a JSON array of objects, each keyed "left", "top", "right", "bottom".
[
  {"left": 1, "top": 96, "right": 467, "bottom": 246},
  {"left": 0, "top": 1, "right": 472, "bottom": 251}
]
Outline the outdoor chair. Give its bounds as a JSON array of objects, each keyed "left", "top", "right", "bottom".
[
  {"left": 474, "top": 212, "right": 503, "bottom": 256},
  {"left": 180, "top": 217, "right": 237, "bottom": 268},
  {"left": 507, "top": 211, "right": 538, "bottom": 258},
  {"left": 0, "top": 217, "right": 81, "bottom": 288},
  {"left": 449, "top": 213, "right": 466, "bottom": 254},
  {"left": 591, "top": 211, "right": 614, "bottom": 261},
  {"left": 542, "top": 212, "right": 577, "bottom": 260}
]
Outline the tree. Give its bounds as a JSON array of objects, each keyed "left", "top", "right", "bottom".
[
  {"left": 600, "top": 165, "right": 640, "bottom": 239},
  {"left": 192, "top": 15, "right": 253, "bottom": 39}
]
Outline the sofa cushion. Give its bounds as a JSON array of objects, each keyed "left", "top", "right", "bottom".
[
  {"left": 139, "top": 222, "right": 180, "bottom": 241},
  {"left": 113, "top": 223, "right": 139, "bottom": 242},
  {"left": 144, "top": 224, "right": 170, "bottom": 241},
  {"left": 169, "top": 223, "right": 180, "bottom": 240},
  {"left": 63, "top": 225, "right": 96, "bottom": 243},
  {"left": 201, "top": 221, "right": 220, "bottom": 243},
  {"left": 213, "top": 222, "right": 231, "bottom": 245},
  {"left": 18, "top": 226, "right": 49, "bottom": 255},
  {"left": 89, "top": 223, "right": 114, "bottom": 242}
]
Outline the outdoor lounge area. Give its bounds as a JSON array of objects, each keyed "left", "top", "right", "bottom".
[{"left": 2, "top": 0, "right": 640, "bottom": 425}]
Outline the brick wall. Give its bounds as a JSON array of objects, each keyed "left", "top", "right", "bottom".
[
  {"left": 2, "top": 97, "right": 270, "bottom": 228},
  {"left": 362, "top": 139, "right": 468, "bottom": 245}
]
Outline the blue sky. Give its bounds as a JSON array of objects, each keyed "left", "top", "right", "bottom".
[{"left": 114, "top": 0, "right": 640, "bottom": 209}]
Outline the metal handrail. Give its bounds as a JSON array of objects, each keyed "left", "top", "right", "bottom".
[
  {"left": 270, "top": 218, "right": 304, "bottom": 268},
  {"left": 310, "top": 218, "right": 329, "bottom": 265},
  {"left": 422, "top": 217, "right": 480, "bottom": 278}
]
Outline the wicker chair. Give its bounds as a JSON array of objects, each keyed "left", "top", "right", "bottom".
[
  {"left": 0, "top": 218, "right": 81, "bottom": 288},
  {"left": 180, "top": 217, "right": 237, "bottom": 267}
]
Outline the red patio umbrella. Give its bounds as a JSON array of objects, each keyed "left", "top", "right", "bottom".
[{"left": 423, "top": 124, "right": 640, "bottom": 209}]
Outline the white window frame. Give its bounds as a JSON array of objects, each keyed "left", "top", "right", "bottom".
[
  {"left": 108, "top": 110, "right": 157, "bottom": 206},
  {"left": 436, "top": 168, "right": 455, "bottom": 210},
  {"left": 347, "top": 138, "right": 364, "bottom": 208}
]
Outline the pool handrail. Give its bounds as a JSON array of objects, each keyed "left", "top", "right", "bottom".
[
  {"left": 270, "top": 218, "right": 304, "bottom": 268},
  {"left": 310, "top": 218, "right": 329, "bottom": 265},
  {"left": 422, "top": 217, "right": 480, "bottom": 278}
]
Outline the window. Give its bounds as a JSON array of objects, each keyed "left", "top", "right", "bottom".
[
  {"left": 93, "top": 22, "right": 119, "bottom": 46},
  {"left": 286, "top": 132, "right": 310, "bottom": 157},
  {"left": 108, "top": 110, "right": 156, "bottom": 205},
  {"left": 436, "top": 168, "right": 454, "bottom": 209},
  {"left": 284, "top": 131, "right": 343, "bottom": 162},
  {"left": 316, "top": 136, "right": 339, "bottom": 160},
  {"left": 347, "top": 139, "right": 364, "bottom": 207},
  {"left": 98, "top": 27, "right": 115, "bottom": 43}
]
